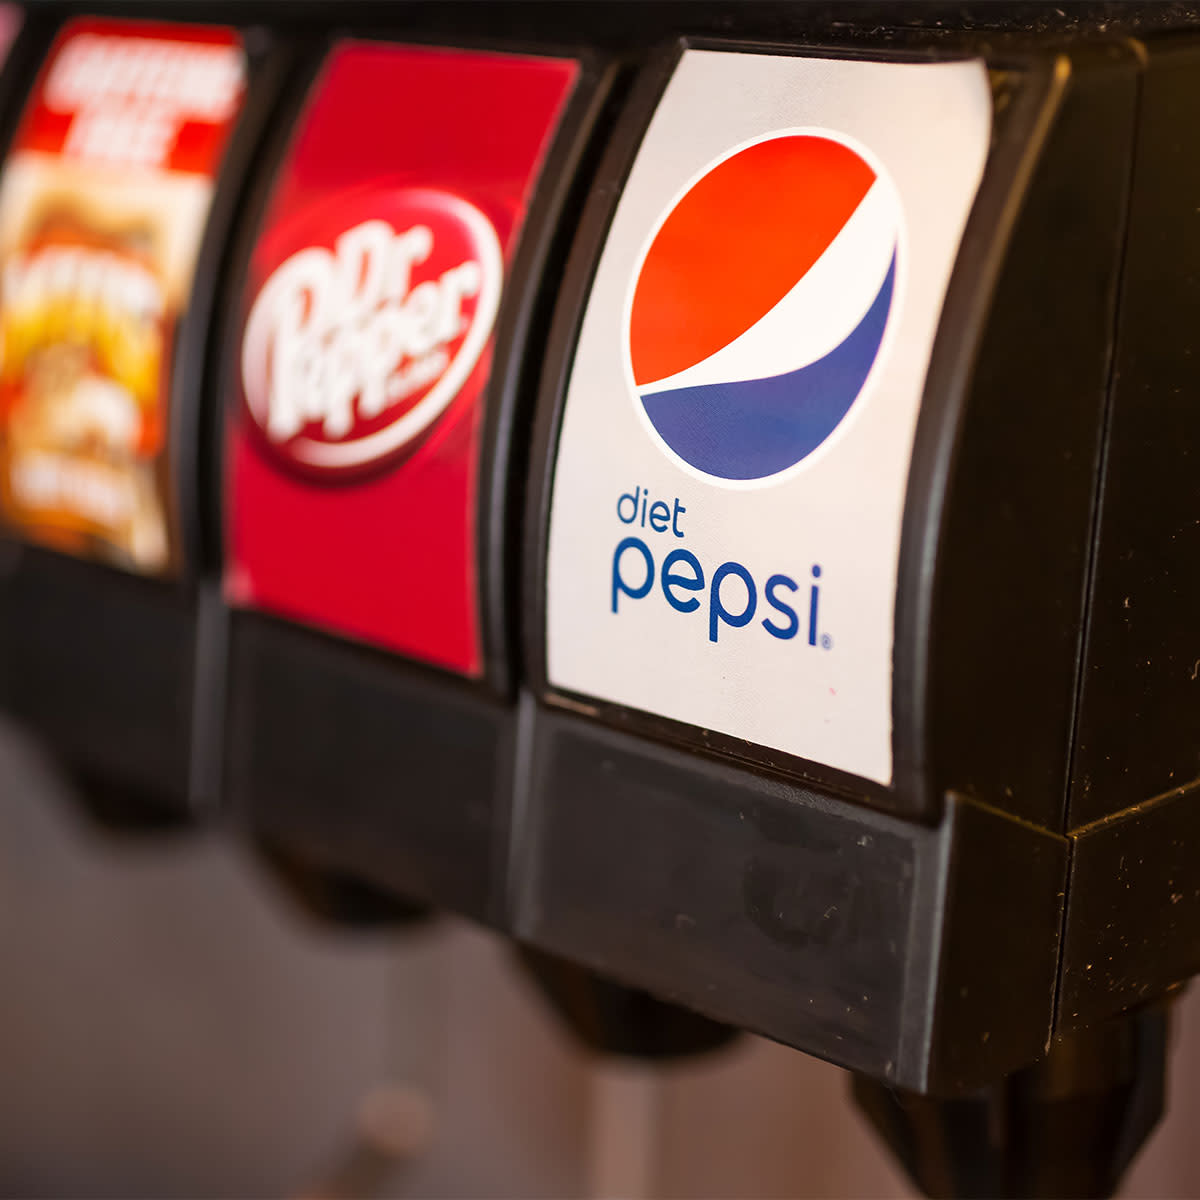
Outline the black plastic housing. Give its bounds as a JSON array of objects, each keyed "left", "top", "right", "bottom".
[
  {"left": 6, "top": 1, "right": 1200, "bottom": 1102},
  {"left": 1056, "top": 34, "right": 1200, "bottom": 1036}
]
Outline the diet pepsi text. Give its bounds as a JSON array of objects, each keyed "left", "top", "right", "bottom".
[{"left": 610, "top": 485, "right": 823, "bottom": 647}]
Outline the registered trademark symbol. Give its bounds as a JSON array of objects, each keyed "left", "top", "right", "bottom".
[{"left": 821, "top": 633, "right": 833, "bottom": 650}]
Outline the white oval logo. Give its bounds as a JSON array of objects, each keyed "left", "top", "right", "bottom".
[{"left": 241, "top": 188, "right": 503, "bottom": 477}]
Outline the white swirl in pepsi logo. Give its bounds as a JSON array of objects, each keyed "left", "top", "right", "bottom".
[{"left": 241, "top": 189, "right": 503, "bottom": 474}]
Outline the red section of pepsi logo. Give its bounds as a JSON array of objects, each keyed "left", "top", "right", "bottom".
[
  {"left": 630, "top": 137, "right": 875, "bottom": 388},
  {"left": 226, "top": 41, "right": 577, "bottom": 676},
  {"left": 14, "top": 18, "right": 245, "bottom": 175},
  {"left": 629, "top": 133, "right": 899, "bottom": 482}
]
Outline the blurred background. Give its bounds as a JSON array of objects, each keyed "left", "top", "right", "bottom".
[{"left": 2, "top": 716, "right": 1200, "bottom": 1199}]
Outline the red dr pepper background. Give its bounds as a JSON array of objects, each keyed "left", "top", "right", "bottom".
[{"left": 226, "top": 42, "right": 578, "bottom": 676}]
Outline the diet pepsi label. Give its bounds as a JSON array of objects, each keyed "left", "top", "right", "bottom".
[{"left": 544, "top": 50, "right": 990, "bottom": 785}]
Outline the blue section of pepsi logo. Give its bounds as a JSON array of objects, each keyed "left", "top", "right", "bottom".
[{"left": 640, "top": 252, "right": 895, "bottom": 480}]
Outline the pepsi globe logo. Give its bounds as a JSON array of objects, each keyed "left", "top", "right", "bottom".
[
  {"left": 626, "top": 131, "right": 901, "bottom": 485},
  {"left": 241, "top": 187, "right": 502, "bottom": 476}
]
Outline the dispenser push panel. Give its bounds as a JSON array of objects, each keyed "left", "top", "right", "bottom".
[
  {"left": 0, "top": 15, "right": 284, "bottom": 820},
  {"left": 222, "top": 37, "right": 607, "bottom": 920},
  {"left": 521, "top": 36, "right": 1140, "bottom": 1093}
]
